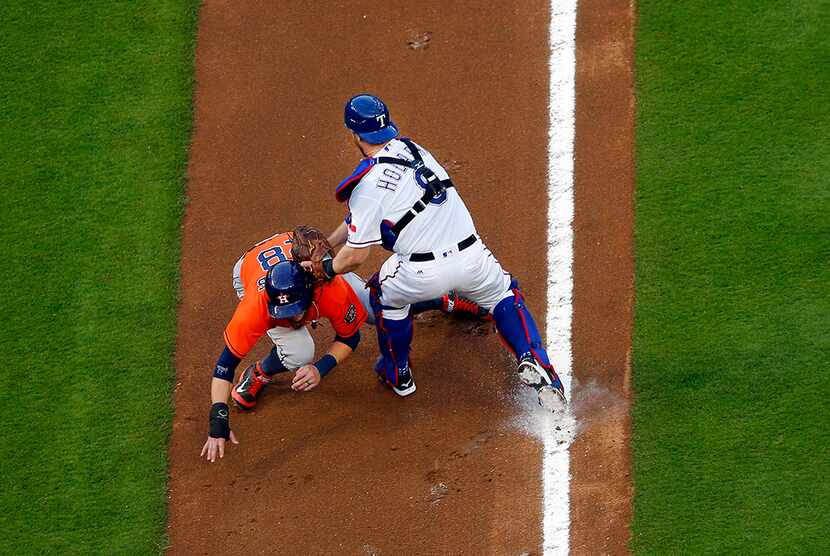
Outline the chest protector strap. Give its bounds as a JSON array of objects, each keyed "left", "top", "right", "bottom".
[{"left": 375, "top": 139, "right": 454, "bottom": 249}]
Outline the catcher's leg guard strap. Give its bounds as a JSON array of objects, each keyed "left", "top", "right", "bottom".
[
  {"left": 367, "top": 272, "right": 385, "bottom": 326},
  {"left": 492, "top": 288, "right": 552, "bottom": 369}
]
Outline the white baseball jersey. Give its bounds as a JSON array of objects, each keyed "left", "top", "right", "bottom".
[
  {"left": 344, "top": 139, "right": 476, "bottom": 255},
  {"left": 336, "top": 137, "right": 514, "bottom": 319}
]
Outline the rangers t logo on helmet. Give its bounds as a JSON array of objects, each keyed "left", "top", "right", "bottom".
[{"left": 344, "top": 94, "right": 399, "bottom": 144}]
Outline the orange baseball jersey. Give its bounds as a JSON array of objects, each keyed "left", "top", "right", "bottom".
[{"left": 223, "top": 231, "right": 368, "bottom": 358}]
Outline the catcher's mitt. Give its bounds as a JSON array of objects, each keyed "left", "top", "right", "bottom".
[{"left": 291, "top": 225, "right": 334, "bottom": 281}]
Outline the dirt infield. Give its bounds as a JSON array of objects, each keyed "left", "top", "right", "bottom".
[
  {"left": 168, "top": 1, "right": 633, "bottom": 554},
  {"left": 569, "top": 0, "right": 635, "bottom": 553}
]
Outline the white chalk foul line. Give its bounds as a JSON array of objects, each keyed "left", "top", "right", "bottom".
[{"left": 544, "top": 1, "right": 577, "bottom": 555}]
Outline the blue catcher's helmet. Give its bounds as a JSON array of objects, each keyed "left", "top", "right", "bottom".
[
  {"left": 264, "top": 260, "right": 313, "bottom": 319},
  {"left": 344, "top": 94, "right": 399, "bottom": 144}
]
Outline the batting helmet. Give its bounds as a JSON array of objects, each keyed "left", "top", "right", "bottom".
[
  {"left": 344, "top": 94, "right": 399, "bottom": 144},
  {"left": 264, "top": 260, "right": 313, "bottom": 319}
]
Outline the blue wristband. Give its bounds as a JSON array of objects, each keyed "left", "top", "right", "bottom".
[
  {"left": 313, "top": 354, "right": 337, "bottom": 378},
  {"left": 213, "top": 346, "right": 241, "bottom": 382}
]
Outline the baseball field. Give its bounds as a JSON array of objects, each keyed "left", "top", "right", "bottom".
[{"left": 2, "top": 0, "right": 827, "bottom": 554}]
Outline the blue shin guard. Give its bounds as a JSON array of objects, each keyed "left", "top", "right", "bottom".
[
  {"left": 375, "top": 314, "right": 413, "bottom": 385},
  {"left": 492, "top": 285, "right": 553, "bottom": 370},
  {"left": 368, "top": 277, "right": 413, "bottom": 386}
]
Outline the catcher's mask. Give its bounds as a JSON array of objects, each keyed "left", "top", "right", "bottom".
[
  {"left": 265, "top": 261, "right": 313, "bottom": 319},
  {"left": 344, "top": 94, "right": 398, "bottom": 144}
]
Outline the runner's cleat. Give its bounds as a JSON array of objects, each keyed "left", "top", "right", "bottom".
[
  {"left": 231, "top": 363, "right": 271, "bottom": 410},
  {"left": 441, "top": 291, "right": 490, "bottom": 319}
]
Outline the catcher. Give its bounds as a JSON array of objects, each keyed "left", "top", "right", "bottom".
[{"left": 201, "top": 226, "right": 485, "bottom": 462}]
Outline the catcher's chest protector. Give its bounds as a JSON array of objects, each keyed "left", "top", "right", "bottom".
[{"left": 375, "top": 138, "right": 455, "bottom": 251}]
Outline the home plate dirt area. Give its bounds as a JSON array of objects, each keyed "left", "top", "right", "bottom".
[{"left": 167, "top": 1, "right": 633, "bottom": 554}]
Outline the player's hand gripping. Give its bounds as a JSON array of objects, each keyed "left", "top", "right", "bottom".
[
  {"left": 291, "top": 364, "right": 321, "bottom": 392},
  {"left": 201, "top": 402, "right": 239, "bottom": 463}
]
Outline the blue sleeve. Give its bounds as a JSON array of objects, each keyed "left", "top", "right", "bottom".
[{"left": 213, "top": 346, "right": 242, "bottom": 382}]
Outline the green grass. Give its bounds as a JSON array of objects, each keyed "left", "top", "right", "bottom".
[
  {"left": 0, "top": 1, "right": 198, "bottom": 553},
  {"left": 632, "top": 1, "right": 830, "bottom": 553}
]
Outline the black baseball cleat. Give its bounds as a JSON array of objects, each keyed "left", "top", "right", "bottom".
[
  {"left": 231, "top": 364, "right": 271, "bottom": 410},
  {"left": 517, "top": 355, "right": 566, "bottom": 408},
  {"left": 375, "top": 355, "right": 416, "bottom": 397},
  {"left": 375, "top": 356, "right": 417, "bottom": 397},
  {"left": 392, "top": 366, "right": 417, "bottom": 397}
]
